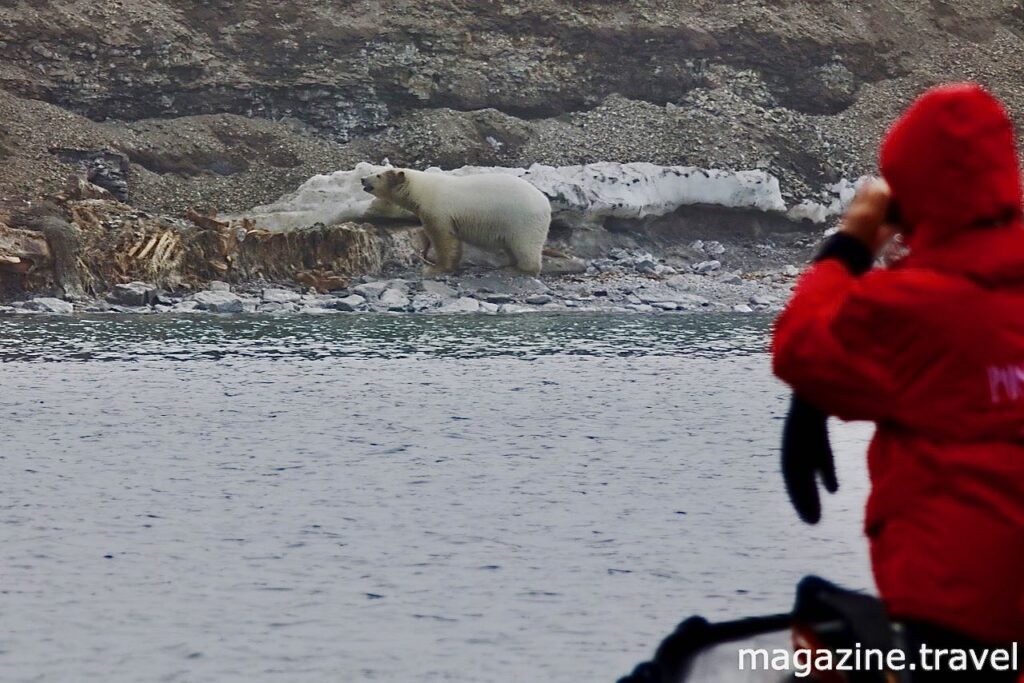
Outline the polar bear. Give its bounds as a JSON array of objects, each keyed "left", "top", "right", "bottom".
[{"left": 361, "top": 168, "right": 551, "bottom": 276}]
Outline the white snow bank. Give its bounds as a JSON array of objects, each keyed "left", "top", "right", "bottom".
[
  {"left": 786, "top": 177, "right": 869, "bottom": 224},
  {"left": 230, "top": 161, "right": 788, "bottom": 232}
]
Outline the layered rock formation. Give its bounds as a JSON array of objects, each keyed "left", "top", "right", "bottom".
[{"left": 0, "top": 1, "right": 1021, "bottom": 300}]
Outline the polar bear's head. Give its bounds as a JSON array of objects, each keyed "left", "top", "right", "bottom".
[{"left": 361, "top": 169, "right": 407, "bottom": 201}]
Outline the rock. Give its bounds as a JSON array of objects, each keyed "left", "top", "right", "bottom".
[
  {"left": 155, "top": 293, "right": 182, "bottom": 306},
  {"left": 438, "top": 297, "right": 481, "bottom": 313},
  {"left": 665, "top": 275, "right": 692, "bottom": 290},
  {"left": 333, "top": 294, "right": 366, "bottom": 312},
  {"left": 421, "top": 280, "right": 457, "bottom": 298},
  {"left": 693, "top": 260, "right": 722, "bottom": 274},
  {"left": 733, "top": 304, "right": 754, "bottom": 313},
  {"left": 261, "top": 288, "right": 302, "bottom": 304},
  {"left": 542, "top": 256, "right": 588, "bottom": 276},
  {"left": 458, "top": 275, "right": 506, "bottom": 294},
  {"left": 380, "top": 288, "right": 410, "bottom": 311},
  {"left": 484, "top": 293, "right": 515, "bottom": 304},
  {"left": 479, "top": 302, "right": 500, "bottom": 313},
  {"left": 628, "top": 303, "right": 656, "bottom": 313},
  {"left": 260, "top": 302, "right": 298, "bottom": 314},
  {"left": 353, "top": 281, "right": 389, "bottom": 299},
  {"left": 635, "top": 258, "right": 659, "bottom": 274},
  {"left": 410, "top": 294, "right": 441, "bottom": 311},
  {"left": 193, "top": 290, "right": 244, "bottom": 313},
  {"left": 679, "top": 294, "right": 711, "bottom": 309},
  {"left": 783, "top": 265, "right": 800, "bottom": 277},
  {"left": 172, "top": 300, "right": 199, "bottom": 312},
  {"left": 526, "top": 294, "right": 553, "bottom": 305},
  {"left": 721, "top": 272, "right": 744, "bottom": 285},
  {"left": 108, "top": 304, "right": 146, "bottom": 314},
  {"left": 107, "top": 281, "right": 157, "bottom": 307},
  {"left": 592, "top": 259, "right": 622, "bottom": 273},
  {"left": 638, "top": 286, "right": 708, "bottom": 307},
  {"left": 208, "top": 281, "right": 231, "bottom": 292},
  {"left": 750, "top": 294, "right": 776, "bottom": 307},
  {"left": 385, "top": 278, "right": 411, "bottom": 292},
  {"left": 498, "top": 303, "right": 532, "bottom": 314},
  {"left": 703, "top": 241, "right": 726, "bottom": 256},
  {"left": 24, "top": 297, "right": 73, "bottom": 314},
  {"left": 652, "top": 301, "right": 679, "bottom": 310}
]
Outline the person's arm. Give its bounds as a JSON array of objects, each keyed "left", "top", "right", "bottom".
[{"left": 772, "top": 181, "right": 899, "bottom": 422}]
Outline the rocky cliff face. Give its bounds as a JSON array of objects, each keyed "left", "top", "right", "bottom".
[
  {"left": 2, "top": 0, "right": 1022, "bottom": 214},
  {"left": 0, "top": 1, "right": 1021, "bottom": 299}
]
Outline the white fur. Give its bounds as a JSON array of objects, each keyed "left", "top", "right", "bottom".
[{"left": 370, "top": 169, "right": 551, "bottom": 274}]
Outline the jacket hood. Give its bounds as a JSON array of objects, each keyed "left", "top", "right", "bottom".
[{"left": 880, "top": 83, "right": 1022, "bottom": 250}]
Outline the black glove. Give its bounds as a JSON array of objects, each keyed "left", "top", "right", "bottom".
[{"left": 781, "top": 394, "right": 838, "bottom": 525}]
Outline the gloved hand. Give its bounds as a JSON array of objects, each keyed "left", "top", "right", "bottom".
[{"left": 781, "top": 394, "right": 838, "bottom": 525}]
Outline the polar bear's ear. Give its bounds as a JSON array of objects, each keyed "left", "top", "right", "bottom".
[{"left": 395, "top": 171, "right": 406, "bottom": 182}]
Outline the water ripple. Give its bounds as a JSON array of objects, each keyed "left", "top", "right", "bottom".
[{"left": 0, "top": 313, "right": 772, "bottom": 362}]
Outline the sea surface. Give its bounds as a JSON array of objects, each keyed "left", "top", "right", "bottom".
[{"left": 0, "top": 313, "right": 875, "bottom": 682}]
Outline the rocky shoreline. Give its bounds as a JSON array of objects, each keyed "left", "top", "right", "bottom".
[
  {"left": 1, "top": 2, "right": 1014, "bottom": 317},
  {"left": 2, "top": 243, "right": 801, "bottom": 317}
]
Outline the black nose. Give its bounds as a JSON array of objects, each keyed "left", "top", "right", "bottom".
[{"left": 361, "top": 179, "right": 373, "bottom": 193}]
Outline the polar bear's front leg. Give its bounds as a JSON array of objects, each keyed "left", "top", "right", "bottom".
[{"left": 422, "top": 218, "right": 463, "bottom": 275}]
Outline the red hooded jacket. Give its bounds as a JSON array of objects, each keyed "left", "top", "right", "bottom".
[{"left": 773, "top": 83, "right": 1024, "bottom": 644}]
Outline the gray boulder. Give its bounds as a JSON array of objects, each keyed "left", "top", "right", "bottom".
[
  {"left": 438, "top": 297, "right": 481, "bottom": 313},
  {"left": 333, "top": 294, "right": 367, "bottom": 312},
  {"left": 353, "top": 281, "right": 390, "bottom": 299},
  {"left": 24, "top": 297, "right": 74, "bottom": 315},
  {"left": 107, "top": 281, "right": 158, "bottom": 307},
  {"left": 721, "top": 272, "right": 744, "bottom": 285},
  {"left": 380, "top": 288, "right": 411, "bottom": 311},
  {"left": 193, "top": 291, "right": 245, "bottom": 313},
  {"left": 261, "top": 288, "right": 302, "bottom": 304},
  {"left": 542, "top": 256, "right": 588, "bottom": 275},
  {"left": 635, "top": 259, "right": 659, "bottom": 274},
  {"left": 421, "top": 280, "right": 458, "bottom": 298},
  {"left": 693, "top": 260, "right": 722, "bottom": 275}
]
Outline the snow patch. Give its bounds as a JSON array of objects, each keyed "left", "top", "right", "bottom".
[
  {"left": 786, "top": 177, "right": 869, "bottom": 225},
  {"left": 230, "top": 161, "right": 788, "bottom": 232}
]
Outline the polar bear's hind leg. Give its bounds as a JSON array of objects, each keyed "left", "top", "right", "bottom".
[{"left": 510, "top": 242, "right": 543, "bottom": 276}]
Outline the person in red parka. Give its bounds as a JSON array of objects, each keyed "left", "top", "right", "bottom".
[{"left": 773, "top": 82, "right": 1024, "bottom": 680}]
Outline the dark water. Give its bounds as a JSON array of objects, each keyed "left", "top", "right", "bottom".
[
  {"left": 0, "top": 314, "right": 874, "bottom": 682},
  {"left": 0, "top": 312, "right": 771, "bottom": 362}
]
